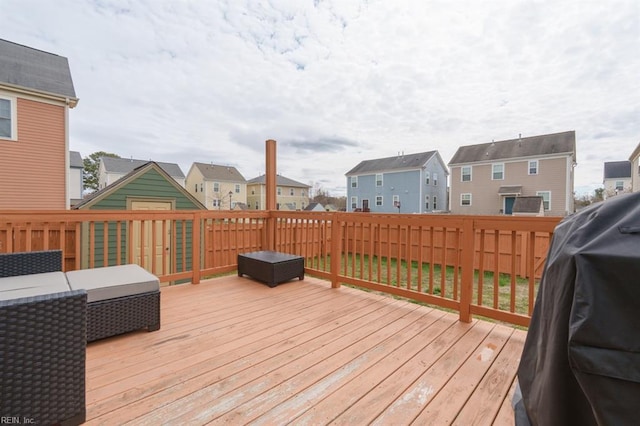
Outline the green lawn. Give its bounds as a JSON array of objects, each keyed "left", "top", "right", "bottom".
[{"left": 307, "top": 253, "right": 537, "bottom": 318}]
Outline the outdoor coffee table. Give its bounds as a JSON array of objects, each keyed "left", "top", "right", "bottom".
[{"left": 237, "top": 251, "right": 304, "bottom": 287}]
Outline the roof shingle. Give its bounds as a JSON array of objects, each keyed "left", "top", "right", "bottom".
[
  {"left": 192, "top": 163, "right": 246, "bottom": 182},
  {"left": 0, "top": 39, "right": 77, "bottom": 99},
  {"left": 603, "top": 161, "right": 631, "bottom": 179},
  {"left": 102, "top": 157, "right": 184, "bottom": 178},
  {"left": 449, "top": 131, "right": 576, "bottom": 165},
  {"left": 346, "top": 151, "right": 437, "bottom": 175}
]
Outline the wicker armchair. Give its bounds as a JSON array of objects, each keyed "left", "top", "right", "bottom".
[{"left": 0, "top": 250, "right": 86, "bottom": 426}]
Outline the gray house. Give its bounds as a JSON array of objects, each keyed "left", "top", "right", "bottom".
[
  {"left": 98, "top": 157, "right": 185, "bottom": 189},
  {"left": 603, "top": 161, "right": 631, "bottom": 199},
  {"left": 345, "top": 151, "right": 449, "bottom": 214}
]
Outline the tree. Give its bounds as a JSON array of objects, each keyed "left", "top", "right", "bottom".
[
  {"left": 593, "top": 187, "right": 604, "bottom": 203},
  {"left": 83, "top": 151, "right": 120, "bottom": 192},
  {"left": 310, "top": 184, "right": 347, "bottom": 211}
]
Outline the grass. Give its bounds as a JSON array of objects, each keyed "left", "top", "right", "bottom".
[{"left": 306, "top": 253, "right": 537, "bottom": 319}]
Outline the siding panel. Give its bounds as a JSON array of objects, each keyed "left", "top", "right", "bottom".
[{"left": 0, "top": 98, "right": 66, "bottom": 209}]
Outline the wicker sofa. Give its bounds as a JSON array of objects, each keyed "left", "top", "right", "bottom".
[
  {"left": 0, "top": 250, "right": 162, "bottom": 425},
  {"left": 0, "top": 250, "right": 161, "bottom": 342},
  {"left": 0, "top": 250, "right": 87, "bottom": 426}
]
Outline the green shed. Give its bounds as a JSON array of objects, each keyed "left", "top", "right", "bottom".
[{"left": 74, "top": 162, "right": 206, "bottom": 279}]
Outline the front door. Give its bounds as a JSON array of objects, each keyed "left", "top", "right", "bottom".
[
  {"left": 362, "top": 199, "right": 369, "bottom": 212},
  {"left": 130, "top": 200, "right": 172, "bottom": 280},
  {"left": 504, "top": 197, "right": 516, "bottom": 215}
]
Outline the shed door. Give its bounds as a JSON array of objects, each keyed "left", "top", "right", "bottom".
[{"left": 130, "top": 201, "right": 172, "bottom": 279}]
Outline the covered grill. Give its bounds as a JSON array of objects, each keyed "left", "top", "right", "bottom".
[{"left": 516, "top": 191, "right": 640, "bottom": 425}]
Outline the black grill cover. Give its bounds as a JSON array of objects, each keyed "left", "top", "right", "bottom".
[{"left": 517, "top": 192, "right": 640, "bottom": 426}]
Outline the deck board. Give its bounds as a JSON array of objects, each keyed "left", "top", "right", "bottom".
[{"left": 85, "top": 275, "right": 524, "bottom": 425}]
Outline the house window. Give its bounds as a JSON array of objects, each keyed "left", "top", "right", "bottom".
[
  {"left": 200, "top": 183, "right": 203, "bottom": 192},
  {"left": 292, "top": 202, "right": 296, "bottom": 209},
  {"left": 290, "top": 188, "right": 295, "bottom": 196},
  {"left": 492, "top": 163, "right": 504, "bottom": 180},
  {"left": 212, "top": 199, "right": 220, "bottom": 207},
  {"left": 213, "top": 182, "right": 220, "bottom": 192},
  {"left": 536, "top": 191, "right": 551, "bottom": 211},
  {"left": 255, "top": 201, "right": 259, "bottom": 209},
  {"left": 425, "top": 172, "right": 430, "bottom": 185},
  {"left": 528, "top": 160, "right": 538, "bottom": 175},
  {"left": 392, "top": 195, "right": 400, "bottom": 208},
  {"left": 302, "top": 190, "right": 306, "bottom": 197},
  {"left": 194, "top": 184, "right": 198, "bottom": 192},
  {"left": 461, "top": 193, "right": 472, "bottom": 206},
  {"left": 461, "top": 166, "right": 472, "bottom": 182},
  {"left": 235, "top": 184, "right": 240, "bottom": 193},
  {"left": 0, "top": 97, "right": 16, "bottom": 139},
  {"left": 433, "top": 173, "right": 438, "bottom": 186},
  {"left": 433, "top": 196, "right": 438, "bottom": 210},
  {"left": 351, "top": 176, "right": 358, "bottom": 188},
  {"left": 251, "top": 189, "right": 255, "bottom": 195},
  {"left": 350, "top": 196, "right": 358, "bottom": 210},
  {"left": 277, "top": 187, "right": 282, "bottom": 195},
  {"left": 425, "top": 195, "right": 430, "bottom": 210},
  {"left": 376, "top": 174, "right": 383, "bottom": 186},
  {"left": 375, "top": 196, "right": 383, "bottom": 206}
]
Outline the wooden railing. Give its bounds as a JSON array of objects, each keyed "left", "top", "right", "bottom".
[
  {"left": 0, "top": 210, "right": 560, "bottom": 326},
  {"left": 272, "top": 212, "right": 559, "bottom": 326}
]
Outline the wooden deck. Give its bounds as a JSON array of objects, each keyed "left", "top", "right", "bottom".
[{"left": 85, "top": 275, "right": 526, "bottom": 425}]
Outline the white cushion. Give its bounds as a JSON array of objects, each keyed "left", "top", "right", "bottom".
[
  {"left": 0, "top": 271, "right": 70, "bottom": 301},
  {"left": 65, "top": 264, "right": 159, "bottom": 303}
]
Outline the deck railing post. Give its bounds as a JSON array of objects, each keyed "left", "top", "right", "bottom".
[
  {"left": 459, "top": 217, "right": 475, "bottom": 322},
  {"left": 192, "top": 211, "right": 201, "bottom": 284},
  {"left": 330, "top": 213, "right": 342, "bottom": 288}
]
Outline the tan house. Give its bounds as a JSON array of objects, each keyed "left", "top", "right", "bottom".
[
  {"left": 98, "top": 157, "right": 185, "bottom": 190},
  {"left": 185, "top": 163, "right": 247, "bottom": 210},
  {"left": 0, "top": 39, "right": 78, "bottom": 209},
  {"left": 630, "top": 142, "right": 640, "bottom": 193},
  {"left": 448, "top": 131, "right": 576, "bottom": 216},
  {"left": 602, "top": 161, "right": 632, "bottom": 199},
  {"left": 246, "top": 174, "right": 310, "bottom": 210}
]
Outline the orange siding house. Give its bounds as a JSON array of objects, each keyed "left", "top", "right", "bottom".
[{"left": 0, "top": 39, "right": 78, "bottom": 209}]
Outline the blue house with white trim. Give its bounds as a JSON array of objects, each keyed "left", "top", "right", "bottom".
[{"left": 345, "top": 151, "right": 449, "bottom": 214}]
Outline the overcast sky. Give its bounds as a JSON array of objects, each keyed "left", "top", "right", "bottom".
[{"left": 2, "top": 0, "right": 639, "bottom": 196}]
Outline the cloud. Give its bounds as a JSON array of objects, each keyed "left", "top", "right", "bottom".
[{"left": 1, "top": 0, "right": 638, "bottom": 197}]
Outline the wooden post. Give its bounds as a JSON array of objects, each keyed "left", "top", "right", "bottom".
[
  {"left": 330, "top": 213, "right": 342, "bottom": 288},
  {"left": 459, "top": 218, "right": 475, "bottom": 323},
  {"left": 192, "top": 211, "right": 201, "bottom": 284},
  {"left": 265, "top": 140, "right": 277, "bottom": 251}
]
